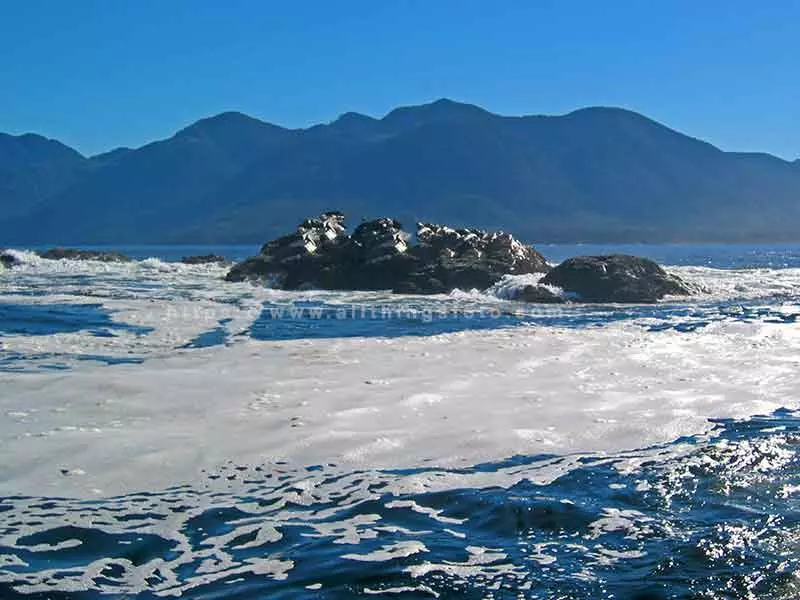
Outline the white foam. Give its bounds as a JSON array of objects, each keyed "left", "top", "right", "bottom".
[
  {"left": 364, "top": 585, "right": 440, "bottom": 597},
  {"left": 2, "top": 314, "right": 800, "bottom": 498},
  {"left": 1, "top": 254, "right": 800, "bottom": 500},
  {"left": 342, "top": 540, "right": 428, "bottom": 562},
  {"left": 670, "top": 265, "right": 800, "bottom": 303}
]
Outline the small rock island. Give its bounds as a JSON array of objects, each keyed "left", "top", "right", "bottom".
[
  {"left": 38, "top": 248, "right": 131, "bottom": 262},
  {"left": 226, "top": 212, "right": 692, "bottom": 303}
]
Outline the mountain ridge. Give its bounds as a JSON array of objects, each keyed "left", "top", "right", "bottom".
[
  {"left": 1, "top": 99, "right": 799, "bottom": 244},
  {"left": 6, "top": 102, "right": 799, "bottom": 165}
]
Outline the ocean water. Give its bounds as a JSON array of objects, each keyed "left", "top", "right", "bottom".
[
  {"left": 4, "top": 411, "right": 800, "bottom": 599},
  {"left": 2, "top": 244, "right": 800, "bottom": 599}
]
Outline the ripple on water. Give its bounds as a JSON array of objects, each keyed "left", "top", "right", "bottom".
[{"left": 2, "top": 410, "right": 800, "bottom": 598}]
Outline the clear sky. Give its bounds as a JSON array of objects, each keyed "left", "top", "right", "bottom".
[{"left": 1, "top": 0, "right": 797, "bottom": 159}]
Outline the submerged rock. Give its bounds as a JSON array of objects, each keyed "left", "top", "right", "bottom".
[
  {"left": 542, "top": 254, "right": 692, "bottom": 303},
  {"left": 225, "top": 254, "right": 279, "bottom": 285},
  {"left": 180, "top": 254, "right": 229, "bottom": 265},
  {"left": 0, "top": 250, "right": 21, "bottom": 269},
  {"left": 225, "top": 213, "right": 550, "bottom": 293},
  {"left": 511, "top": 284, "right": 566, "bottom": 304},
  {"left": 38, "top": 248, "right": 131, "bottom": 262}
]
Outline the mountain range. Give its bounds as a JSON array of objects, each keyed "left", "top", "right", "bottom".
[{"left": 1, "top": 99, "right": 799, "bottom": 244}]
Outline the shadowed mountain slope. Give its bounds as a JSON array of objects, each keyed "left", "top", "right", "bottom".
[{"left": 2, "top": 100, "right": 799, "bottom": 244}]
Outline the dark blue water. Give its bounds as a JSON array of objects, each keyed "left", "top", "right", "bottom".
[
  {"left": 0, "top": 302, "right": 152, "bottom": 337},
  {"left": 2, "top": 409, "right": 800, "bottom": 599},
  {"left": 245, "top": 299, "right": 800, "bottom": 341}
]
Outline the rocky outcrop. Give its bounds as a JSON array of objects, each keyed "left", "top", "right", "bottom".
[
  {"left": 395, "top": 224, "right": 550, "bottom": 294},
  {"left": 180, "top": 254, "right": 229, "bottom": 265},
  {"left": 225, "top": 213, "right": 550, "bottom": 293},
  {"left": 225, "top": 254, "right": 280, "bottom": 285},
  {"left": 38, "top": 248, "right": 131, "bottom": 262},
  {"left": 226, "top": 217, "right": 694, "bottom": 302},
  {"left": 347, "top": 218, "right": 417, "bottom": 290},
  {"left": 259, "top": 212, "right": 347, "bottom": 259},
  {"left": 351, "top": 218, "right": 409, "bottom": 264},
  {"left": 227, "top": 212, "right": 356, "bottom": 288},
  {"left": 541, "top": 255, "right": 692, "bottom": 303}
]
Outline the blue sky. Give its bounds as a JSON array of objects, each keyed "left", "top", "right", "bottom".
[{"left": 1, "top": 0, "right": 798, "bottom": 158}]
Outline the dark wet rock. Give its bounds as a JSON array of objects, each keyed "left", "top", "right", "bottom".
[
  {"left": 510, "top": 285, "right": 566, "bottom": 304},
  {"left": 395, "top": 262, "right": 501, "bottom": 294},
  {"left": 415, "top": 224, "right": 548, "bottom": 271},
  {"left": 351, "top": 218, "right": 410, "bottom": 264},
  {"left": 229, "top": 212, "right": 349, "bottom": 286},
  {"left": 227, "top": 219, "right": 691, "bottom": 302},
  {"left": 346, "top": 218, "right": 418, "bottom": 290},
  {"left": 1, "top": 250, "right": 21, "bottom": 269},
  {"left": 225, "top": 255, "right": 276, "bottom": 284},
  {"left": 227, "top": 212, "right": 353, "bottom": 287},
  {"left": 259, "top": 211, "right": 347, "bottom": 258},
  {"left": 542, "top": 254, "right": 692, "bottom": 303},
  {"left": 227, "top": 214, "right": 414, "bottom": 289},
  {"left": 301, "top": 211, "right": 347, "bottom": 245},
  {"left": 38, "top": 247, "right": 131, "bottom": 262},
  {"left": 180, "top": 254, "right": 229, "bottom": 265},
  {"left": 396, "top": 224, "right": 550, "bottom": 293},
  {"left": 225, "top": 213, "right": 550, "bottom": 293},
  {"left": 392, "top": 274, "right": 447, "bottom": 295}
]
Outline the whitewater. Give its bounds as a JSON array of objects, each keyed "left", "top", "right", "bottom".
[{"left": 1, "top": 244, "right": 800, "bottom": 598}]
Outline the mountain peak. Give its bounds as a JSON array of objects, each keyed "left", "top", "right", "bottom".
[
  {"left": 175, "top": 111, "right": 287, "bottom": 139},
  {"left": 382, "top": 98, "right": 492, "bottom": 127},
  {"left": 554, "top": 105, "right": 724, "bottom": 153},
  {"left": 0, "top": 131, "right": 86, "bottom": 160},
  {"left": 336, "top": 111, "right": 377, "bottom": 124},
  {"left": 562, "top": 106, "right": 660, "bottom": 124}
]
